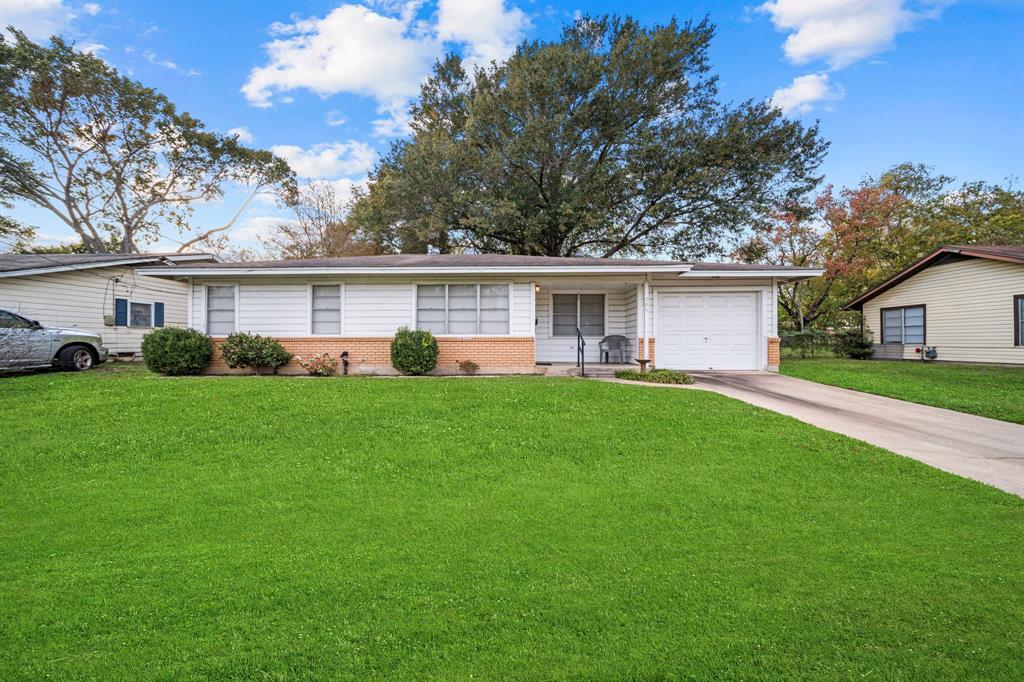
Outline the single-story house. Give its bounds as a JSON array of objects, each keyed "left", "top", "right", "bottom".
[
  {"left": 845, "top": 244, "right": 1024, "bottom": 365},
  {"left": 138, "top": 255, "right": 822, "bottom": 374},
  {"left": 0, "top": 253, "right": 216, "bottom": 356}
]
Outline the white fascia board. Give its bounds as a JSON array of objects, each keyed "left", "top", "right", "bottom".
[
  {"left": 679, "top": 269, "right": 824, "bottom": 281},
  {"left": 0, "top": 257, "right": 165, "bottom": 278},
  {"left": 135, "top": 264, "right": 695, "bottom": 278}
]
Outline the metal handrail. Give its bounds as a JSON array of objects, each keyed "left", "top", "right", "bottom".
[{"left": 576, "top": 327, "right": 586, "bottom": 377}]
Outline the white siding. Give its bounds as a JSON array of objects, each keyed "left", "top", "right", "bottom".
[
  {"left": 345, "top": 283, "right": 413, "bottom": 335},
  {"left": 190, "top": 276, "right": 534, "bottom": 338},
  {"left": 0, "top": 266, "right": 189, "bottom": 354},
  {"left": 862, "top": 258, "right": 1024, "bottom": 364}
]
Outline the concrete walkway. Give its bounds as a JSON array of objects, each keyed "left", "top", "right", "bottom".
[{"left": 604, "top": 372, "right": 1024, "bottom": 497}]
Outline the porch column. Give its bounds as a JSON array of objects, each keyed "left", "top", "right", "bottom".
[{"left": 641, "top": 278, "right": 650, "bottom": 361}]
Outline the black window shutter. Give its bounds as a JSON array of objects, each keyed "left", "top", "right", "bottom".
[
  {"left": 154, "top": 302, "right": 164, "bottom": 327},
  {"left": 114, "top": 298, "right": 128, "bottom": 326}
]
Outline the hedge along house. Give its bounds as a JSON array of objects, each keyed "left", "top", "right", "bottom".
[
  {"left": 0, "top": 253, "right": 217, "bottom": 356},
  {"left": 845, "top": 245, "right": 1024, "bottom": 365},
  {"left": 138, "top": 255, "right": 823, "bottom": 375}
]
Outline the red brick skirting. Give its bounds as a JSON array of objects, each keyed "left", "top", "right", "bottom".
[
  {"left": 207, "top": 336, "right": 536, "bottom": 375},
  {"left": 767, "top": 336, "right": 780, "bottom": 370},
  {"left": 636, "top": 337, "right": 656, "bottom": 367}
]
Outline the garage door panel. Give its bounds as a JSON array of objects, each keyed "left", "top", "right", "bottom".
[{"left": 657, "top": 292, "right": 760, "bottom": 371}]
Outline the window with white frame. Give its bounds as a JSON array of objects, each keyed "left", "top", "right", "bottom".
[
  {"left": 311, "top": 285, "right": 342, "bottom": 334},
  {"left": 206, "top": 285, "right": 236, "bottom": 335},
  {"left": 552, "top": 293, "right": 604, "bottom": 337},
  {"left": 881, "top": 305, "right": 924, "bottom": 344},
  {"left": 416, "top": 284, "right": 510, "bottom": 335},
  {"left": 129, "top": 301, "right": 153, "bottom": 327}
]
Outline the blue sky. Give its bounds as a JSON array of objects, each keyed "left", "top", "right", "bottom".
[{"left": 2, "top": 0, "right": 1022, "bottom": 253}]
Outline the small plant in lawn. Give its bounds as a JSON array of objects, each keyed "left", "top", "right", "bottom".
[
  {"left": 140, "top": 327, "right": 213, "bottom": 375},
  {"left": 458, "top": 360, "right": 479, "bottom": 375},
  {"left": 296, "top": 352, "right": 339, "bottom": 377},
  {"left": 614, "top": 368, "right": 694, "bottom": 385},
  {"left": 219, "top": 332, "right": 292, "bottom": 375},
  {"left": 390, "top": 326, "right": 438, "bottom": 375}
]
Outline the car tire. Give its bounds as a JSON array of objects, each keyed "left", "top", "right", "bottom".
[{"left": 59, "top": 344, "right": 96, "bottom": 371}]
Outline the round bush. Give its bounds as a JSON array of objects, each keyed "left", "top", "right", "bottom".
[
  {"left": 141, "top": 327, "right": 213, "bottom": 375},
  {"left": 220, "top": 332, "right": 293, "bottom": 374},
  {"left": 390, "top": 326, "right": 438, "bottom": 375}
]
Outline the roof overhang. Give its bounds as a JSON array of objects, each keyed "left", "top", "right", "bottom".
[
  {"left": 680, "top": 269, "right": 824, "bottom": 281},
  {"left": 136, "top": 264, "right": 698, "bottom": 278},
  {"left": 0, "top": 253, "right": 216, "bottom": 279},
  {"left": 844, "top": 245, "right": 1024, "bottom": 310}
]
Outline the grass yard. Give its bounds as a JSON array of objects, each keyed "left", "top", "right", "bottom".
[
  {"left": 2, "top": 366, "right": 1022, "bottom": 679},
  {"left": 780, "top": 358, "right": 1024, "bottom": 424}
]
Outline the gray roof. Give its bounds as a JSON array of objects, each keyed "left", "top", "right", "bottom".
[
  {"left": 0, "top": 252, "right": 214, "bottom": 275},
  {"left": 161, "top": 253, "right": 809, "bottom": 271}
]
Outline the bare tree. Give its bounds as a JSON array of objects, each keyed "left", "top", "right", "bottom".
[{"left": 261, "top": 182, "right": 385, "bottom": 259}]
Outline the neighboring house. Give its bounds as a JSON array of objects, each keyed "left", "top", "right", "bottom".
[
  {"left": 138, "top": 255, "right": 822, "bottom": 374},
  {"left": 0, "top": 253, "right": 217, "bottom": 356},
  {"left": 846, "top": 245, "right": 1024, "bottom": 365}
]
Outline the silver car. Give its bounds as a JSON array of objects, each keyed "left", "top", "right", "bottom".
[{"left": 0, "top": 308, "right": 109, "bottom": 372}]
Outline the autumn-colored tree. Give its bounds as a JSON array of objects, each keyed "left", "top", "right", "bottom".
[{"left": 736, "top": 184, "right": 906, "bottom": 330}]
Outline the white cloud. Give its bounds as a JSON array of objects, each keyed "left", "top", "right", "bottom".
[
  {"left": 437, "top": 0, "right": 529, "bottom": 67},
  {"left": 81, "top": 2, "right": 100, "bottom": 15},
  {"left": 232, "top": 215, "right": 298, "bottom": 241},
  {"left": 142, "top": 49, "right": 201, "bottom": 76},
  {"left": 227, "top": 126, "right": 255, "bottom": 143},
  {"left": 270, "top": 141, "right": 377, "bottom": 178},
  {"left": 2, "top": 0, "right": 74, "bottom": 40},
  {"left": 78, "top": 41, "right": 106, "bottom": 54},
  {"left": 325, "top": 110, "right": 348, "bottom": 127},
  {"left": 242, "top": 1, "right": 528, "bottom": 136},
  {"left": 770, "top": 73, "right": 844, "bottom": 114},
  {"left": 758, "top": 0, "right": 947, "bottom": 69}
]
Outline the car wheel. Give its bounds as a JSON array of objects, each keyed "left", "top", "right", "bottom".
[{"left": 60, "top": 345, "right": 95, "bottom": 371}]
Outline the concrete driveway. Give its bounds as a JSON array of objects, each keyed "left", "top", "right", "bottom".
[{"left": 683, "top": 372, "right": 1024, "bottom": 497}]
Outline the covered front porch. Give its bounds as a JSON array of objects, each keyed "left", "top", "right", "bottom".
[{"left": 532, "top": 277, "right": 652, "bottom": 366}]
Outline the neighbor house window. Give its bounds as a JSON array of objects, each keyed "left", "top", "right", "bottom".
[
  {"left": 552, "top": 293, "right": 605, "bottom": 337},
  {"left": 416, "top": 284, "right": 510, "bottom": 335},
  {"left": 113, "top": 298, "right": 164, "bottom": 327},
  {"left": 881, "top": 305, "right": 924, "bottom": 344},
  {"left": 311, "top": 285, "right": 341, "bottom": 335},
  {"left": 206, "top": 285, "right": 236, "bottom": 335},
  {"left": 130, "top": 302, "right": 152, "bottom": 327},
  {"left": 1015, "top": 295, "right": 1024, "bottom": 346}
]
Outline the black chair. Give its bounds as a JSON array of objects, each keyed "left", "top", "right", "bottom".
[{"left": 598, "top": 335, "right": 628, "bottom": 363}]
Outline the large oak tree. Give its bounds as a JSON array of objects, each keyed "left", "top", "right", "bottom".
[{"left": 350, "top": 16, "right": 828, "bottom": 258}]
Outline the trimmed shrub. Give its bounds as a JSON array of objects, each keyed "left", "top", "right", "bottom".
[
  {"left": 833, "top": 328, "right": 874, "bottom": 360},
  {"left": 390, "top": 326, "right": 438, "bottom": 375},
  {"left": 458, "top": 359, "right": 480, "bottom": 375},
  {"left": 141, "top": 327, "right": 213, "bottom": 375},
  {"left": 296, "top": 352, "right": 339, "bottom": 376},
  {"left": 220, "top": 332, "right": 292, "bottom": 375},
  {"left": 614, "top": 368, "right": 694, "bottom": 385}
]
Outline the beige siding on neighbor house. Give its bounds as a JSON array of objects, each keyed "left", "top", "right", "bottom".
[
  {"left": 0, "top": 266, "right": 189, "bottom": 354},
  {"left": 862, "top": 257, "right": 1024, "bottom": 364}
]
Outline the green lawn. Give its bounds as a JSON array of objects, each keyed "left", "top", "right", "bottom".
[
  {"left": 2, "top": 366, "right": 1022, "bottom": 679},
  {"left": 780, "top": 358, "right": 1024, "bottom": 424}
]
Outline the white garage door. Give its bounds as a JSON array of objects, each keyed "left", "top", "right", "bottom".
[{"left": 656, "top": 292, "right": 759, "bottom": 370}]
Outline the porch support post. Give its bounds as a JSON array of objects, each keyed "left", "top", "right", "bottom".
[{"left": 642, "top": 277, "right": 650, "bottom": 361}]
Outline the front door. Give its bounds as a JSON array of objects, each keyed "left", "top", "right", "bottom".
[{"left": 656, "top": 292, "right": 759, "bottom": 370}]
